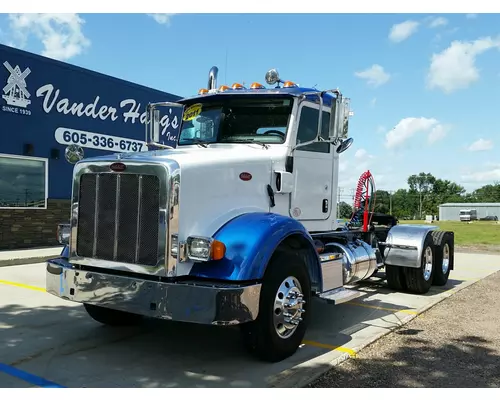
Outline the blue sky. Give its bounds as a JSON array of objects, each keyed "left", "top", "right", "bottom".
[{"left": 1, "top": 12, "right": 499, "bottom": 195}]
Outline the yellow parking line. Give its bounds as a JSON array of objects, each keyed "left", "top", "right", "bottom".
[
  {"left": 344, "top": 302, "right": 418, "bottom": 315},
  {"left": 302, "top": 340, "right": 357, "bottom": 357},
  {"left": 0, "top": 279, "right": 46, "bottom": 293}
]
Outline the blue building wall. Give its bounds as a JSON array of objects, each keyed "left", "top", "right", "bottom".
[{"left": 0, "top": 43, "right": 182, "bottom": 201}]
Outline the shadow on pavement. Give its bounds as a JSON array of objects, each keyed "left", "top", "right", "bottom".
[
  {"left": 306, "top": 332, "right": 500, "bottom": 388},
  {"left": 0, "top": 269, "right": 469, "bottom": 388}
]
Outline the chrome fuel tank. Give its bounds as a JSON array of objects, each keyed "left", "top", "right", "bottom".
[{"left": 324, "top": 239, "right": 378, "bottom": 284}]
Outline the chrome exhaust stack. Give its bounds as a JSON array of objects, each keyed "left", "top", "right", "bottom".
[{"left": 208, "top": 66, "right": 218, "bottom": 91}]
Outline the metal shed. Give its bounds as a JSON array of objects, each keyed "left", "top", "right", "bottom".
[{"left": 439, "top": 203, "right": 500, "bottom": 221}]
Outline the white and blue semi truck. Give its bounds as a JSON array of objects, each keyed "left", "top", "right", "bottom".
[{"left": 47, "top": 67, "right": 455, "bottom": 362}]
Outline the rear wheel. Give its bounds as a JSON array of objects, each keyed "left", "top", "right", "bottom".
[
  {"left": 405, "top": 233, "right": 435, "bottom": 294},
  {"left": 83, "top": 303, "right": 144, "bottom": 326},
  {"left": 386, "top": 265, "right": 408, "bottom": 291},
  {"left": 240, "top": 249, "right": 311, "bottom": 362},
  {"left": 431, "top": 231, "right": 454, "bottom": 286}
]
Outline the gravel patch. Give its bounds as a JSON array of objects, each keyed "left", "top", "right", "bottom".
[{"left": 308, "top": 270, "right": 500, "bottom": 388}]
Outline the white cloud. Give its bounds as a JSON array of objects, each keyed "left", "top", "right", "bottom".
[
  {"left": 7, "top": 13, "right": 90, "bottom": 61},
  {"left": 467, "top": 138, "right": 494, "bottom": 151},
  {"left": 376, "top": 125, "right": 386, "bottom": 134},
  {"left": 370, "top": 97, "right": 377, "bottom": 107},
  {"left": 466, "top": 14, "right": 478, "bottom": 19},
  {"left": 148, "top": 14, "right": 176, "bottom": 25},
  {"left": 428, "top": 124, "right": 450, "bottom": 144},
  {"left": 461, "top": 168, "right": 500, "bottom": 183},
  {"left": 427, "top": 36, "right": 500, "bottom": 94},
  {"left": 384, "top": 117, "right": 448, "bottom": 148},
  {"left": 354, "top": 64, "right": 391, "bottom": 88},
  {"left": 428, "top": 17, "right": 448, "bottom": 28},
  {"left": 389, "top": 20, "right": 420, "bottom": 43},
  {"left": 355, "top": 149, "right": 368, "bottom": 159}
]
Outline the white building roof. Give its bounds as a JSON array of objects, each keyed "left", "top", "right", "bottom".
[{"left": 439, "top": 203, "right": 500, "bottom": 207}]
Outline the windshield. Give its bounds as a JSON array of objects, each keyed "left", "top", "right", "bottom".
[{"left": 178, "top": 96, "right": 293, "bottom": 146}]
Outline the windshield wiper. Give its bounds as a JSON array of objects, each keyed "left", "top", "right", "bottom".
[
  {"left": 225, "top": 138, "right": 269, "bottom": 149},
  {"left": 180, "top": 138, "right": 210, "bottom": 148}
]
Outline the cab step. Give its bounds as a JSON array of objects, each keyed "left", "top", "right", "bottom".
[{"left": 318, "top": 287, "right": 363, "bottom": 305}]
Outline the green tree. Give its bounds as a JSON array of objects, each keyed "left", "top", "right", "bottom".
[
  {"left": 338, "top": 201, "right": 353, "bottom": 219},
  {"left": 373, "top": 190, "right": 390, "bottom": 214}
]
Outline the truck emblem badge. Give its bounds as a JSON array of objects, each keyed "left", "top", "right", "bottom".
[
  {"left": 239, "top": 172, "right": 252, "bottom": 181},
  {"left": 110, "top": 162, "right": 126, "bottom": 172}
]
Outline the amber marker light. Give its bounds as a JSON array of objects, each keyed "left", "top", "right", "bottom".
[
  {"left": 250, "top": 82, "right": 265, "bottom": 89},
  {"left": 211, "top": 240, "right": 226, "bottom": 260}
]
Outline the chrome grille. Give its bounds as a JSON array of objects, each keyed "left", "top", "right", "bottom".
[{"left": 76, "top": 172, "right": 161, "bottom": 266}]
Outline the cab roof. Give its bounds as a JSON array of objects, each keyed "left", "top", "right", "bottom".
[{"left": 178, "top": 86, "right": 339, "bottom": 107}]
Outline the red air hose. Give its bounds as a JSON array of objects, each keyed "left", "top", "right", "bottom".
[
  {"left": 353, "top": 170, "right": 372, "bottom": 209},
  {"left": 350, "top": 170, "right": 377, "bottom": 232}
]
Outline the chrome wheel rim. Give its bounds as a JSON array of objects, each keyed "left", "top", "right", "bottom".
[
  {"left": 442, "top": 243, "right": 450, "bottom": 274},
  {"left": 423, "top": 246, "right": 433, "bottom": 281},
  {"left": 273, "top": 276, "right": 305, "bottom": 339}
]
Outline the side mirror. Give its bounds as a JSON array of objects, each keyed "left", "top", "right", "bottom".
[
  {"left": 329, "top": 96, "right": 351, "bottom": 141},
  {"left": 336, "top": 137, "right": 354, "bottom": 154},
  {"left": 145, "top": 102, "right": 184, "bottom": 150}
]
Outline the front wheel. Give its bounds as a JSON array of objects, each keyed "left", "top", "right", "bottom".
[{"left": 240, "top": 249, "right": 311, "bottom": 362}]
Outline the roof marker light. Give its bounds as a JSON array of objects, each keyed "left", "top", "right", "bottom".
[
  {"left": 232, "top": 83, "right": 245, "bottom": 90},
  {"left": 283, "top": 81, "right": 297, "bottom": 88},
  {"left": 198, "top": 88, "right": 209, "bottom": 95},
  {"left": 219, "top": 85, "right": 230, "bottom": 92},
  {"left": 250, "top": 82, "right": 265, "bottom": 89}
]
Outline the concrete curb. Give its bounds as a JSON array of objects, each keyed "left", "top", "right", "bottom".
[
  {"left": 0, "top": 255, "right": 61, "bottom": 268},
  {"left": 0, "top": 247, "right": 63, "bottom": 268},
  {"left": 267, "top": 274, "right": 493, "bottom": 388}
]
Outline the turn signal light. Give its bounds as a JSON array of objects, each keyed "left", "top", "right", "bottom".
[{"left": 211, "top": 240, "right": 226, "bottom": 261}]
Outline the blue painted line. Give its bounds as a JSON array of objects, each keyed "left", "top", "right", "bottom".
[{"left": 0, "top": 363, "right": 66, "bottom": 388}]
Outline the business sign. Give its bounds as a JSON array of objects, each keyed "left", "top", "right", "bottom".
[{"left": 1, "top": 59, "right": 182, "bottom": 151}]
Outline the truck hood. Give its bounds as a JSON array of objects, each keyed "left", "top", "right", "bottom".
[{"left": 114, "top": 143, "right": 286, "bottom": 169}]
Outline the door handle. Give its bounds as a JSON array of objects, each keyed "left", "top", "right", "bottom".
[{"left": 322, "top": 199, "right": 329, "bottom": 213}]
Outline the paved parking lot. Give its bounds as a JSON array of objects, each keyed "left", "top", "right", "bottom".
[{"left": 1, "top": 252, "right": 499, "bottom": 388}]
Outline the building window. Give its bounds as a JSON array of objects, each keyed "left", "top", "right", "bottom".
[
  {"left": 0, "top": 153, "right": 48, "bottom": 209},
  {"left": 295, "top": 105, "right": 331, "bottom": 153}
]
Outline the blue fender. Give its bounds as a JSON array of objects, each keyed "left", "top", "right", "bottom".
[{"left": 188, "top": 212, "right": 322, "bottom": 285}]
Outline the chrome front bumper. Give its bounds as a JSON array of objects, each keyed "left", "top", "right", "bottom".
[{"left": 46, "top": 257, "right": 262, "bottom": 326}]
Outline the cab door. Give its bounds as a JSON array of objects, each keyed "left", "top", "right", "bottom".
[{"left": 290, "top": 103, "right": 334, "bottom": 221}]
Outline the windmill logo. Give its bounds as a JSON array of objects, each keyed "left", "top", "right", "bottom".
[{"left": 2, "top": 61, "right": 31, "bottom": 108}]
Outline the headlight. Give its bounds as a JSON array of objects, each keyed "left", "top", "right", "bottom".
[
  {"left": 186, "top": 236, "right": 226, "bottom": 262},
  {"left": 57, "top": 223, "right": 70, "bottom": 245}
]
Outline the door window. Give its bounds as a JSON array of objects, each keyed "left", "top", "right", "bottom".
[{"left": 295, "top": 106, "right": 331, "bottom": 153}]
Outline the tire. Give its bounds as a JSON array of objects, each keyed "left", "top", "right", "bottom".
[
  {"left": 431, "top": 231, "right": 454, "bottom": 286},
  {"left": 240, "top": 249, "right": 311, "bottom": 363},
  {"left": 385, "top": 265, "right": 408, "bottom": 291},
  {"left": 404, "top": 232, "right": 435, "bottom": 294},
  {"left": 83, "top": 303, "right": 144, "bottom": 326}
]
